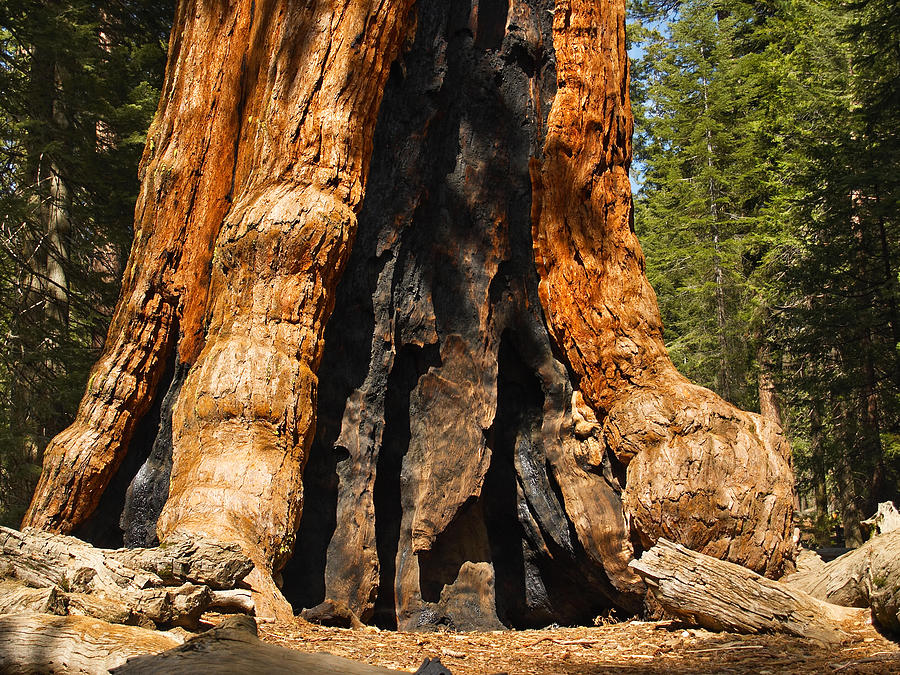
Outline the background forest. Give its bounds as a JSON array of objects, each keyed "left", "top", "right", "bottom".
[
  {"left": 0, "top": 0, "right": 896, "bottom": 549},
  {"left": 630, "top": 0, "right": 900, "bottom": 546}
]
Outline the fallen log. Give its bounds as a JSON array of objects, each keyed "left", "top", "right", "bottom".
[
  {"left": 0, "top": 527, "right": 254, "bottom": 628},
  {"left": 0, "top": 612, "right": 182, "bottom": 674},
  {"left": 629, "top": 539, "right": 864, "bottom": 644},
  {"left": 783, "top": 529, "right": 900, "bottom": 633},
  {"left": 112, "top": 615, "right": 402, "bottom": 674},
  {"left": 209, "top": 588, "right": 255, "bottom": 613},
  {"left": 861, "top": 501, "right": 900, "bottom": 535},
  {"left": 0, "top": 581, "right": 65, "bottom": 615},
  {"left": 110, "top": 535, "right": 255, "bottom": 590},
  {"left": 0, "top": 527, "right": 252, "bottom": 592}
]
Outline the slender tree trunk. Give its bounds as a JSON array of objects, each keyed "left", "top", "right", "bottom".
[
  {"left": 873, "top": 187, "right": 900, "bottom": 389},
  {"left": 6, "top": 38, "right": 71, "bottom": 515},
  {"left": 702, "top": 77, "right": 733, "bottom": 403},
  {"left": 44, "top": 161, "right": 70, "bottom": 330},
  {"left": 757, "top": 339, "right": 783, "bottom": 427},
  {"left": 809, "top": 397, "right": 830, "bottom": 547},
  {"left": 713, "top": 241, "right": 733, "bottom": 400}
]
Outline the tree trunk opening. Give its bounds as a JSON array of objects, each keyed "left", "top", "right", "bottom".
[{"left": 23, "top": 0, "right": 795, "bottom": 628}]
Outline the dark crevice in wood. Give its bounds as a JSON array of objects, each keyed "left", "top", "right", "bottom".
[
  {"left": 121, "top": 359, "right": 189, "bottom": 548},
  {"left": 418, "top": 497, "right": 490, "bottom": 607},
  {"left": 373, "top": 343, "right": 442, "bottom": 628},
  {"left": 486, "top": 330, "right": 553, "bottom": 627},
  {"left": 279, "top": 437, "right": 340, "bottom": 612},
  {"left": 474, "top": 0, "right": 509, "bottom": 52},
  {"left": 74, "top": 325, "right": 179, "bottom": 549}
]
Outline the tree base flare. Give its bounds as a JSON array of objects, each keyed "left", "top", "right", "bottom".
[{"left": 614, "top": 371, "right": 795, "bottom": 578}]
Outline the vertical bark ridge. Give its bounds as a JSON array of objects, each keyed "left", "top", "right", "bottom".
[
  {"left": 530, "top": 0, "right": 794, "bottom": 576},
  {"left": 23, "top": 0, "right": 248, "bottom": 531},
  {"left": 156, "top": 0, "right": 417, "bottom": 619}
]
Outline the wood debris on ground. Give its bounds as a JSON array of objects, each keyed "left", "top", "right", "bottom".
[{"left": 252, "top": 614, "right": 900, "bottom": 674}]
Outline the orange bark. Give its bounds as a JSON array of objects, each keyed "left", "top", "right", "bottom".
[
  {"left": 159, "top": 0, "right": 417, "bottom": 618},
  {"left": 22, "top": 0, "right": 242, "bottom": 532},
  {"left": 25, "top": 0, "right": 417, "bottom": 617},
  {"left": 25, "top": 0, "right": 795, "bottom": 630},
  {"left": 531, "top": 0, "right": 794, "bottom": 576}
]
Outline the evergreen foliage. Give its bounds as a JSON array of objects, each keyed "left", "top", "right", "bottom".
[
  {"left": 0, "top": 0, "right": 171, "bottom": 525},
  {"left": 630, "top": 0, "right": 900, "bottom": 545}
]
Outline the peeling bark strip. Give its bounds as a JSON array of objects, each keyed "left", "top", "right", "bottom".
[{"left": 530, "top": 0, "right": 794, "bottom": 576}]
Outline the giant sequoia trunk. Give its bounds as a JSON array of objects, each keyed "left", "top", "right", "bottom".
[{"left": 23, "top": 0, "right": 795, "bottom": 629}]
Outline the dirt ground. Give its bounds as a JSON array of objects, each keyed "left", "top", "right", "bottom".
[{"left": 253, "top": 613, "right": 900, "bottom": 674}]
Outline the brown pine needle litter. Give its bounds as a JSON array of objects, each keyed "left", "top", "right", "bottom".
[{"left": 241, "top": 612, "right": 900, "bottom": 675}]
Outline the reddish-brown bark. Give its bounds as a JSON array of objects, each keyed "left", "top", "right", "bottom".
[
  {"left": 25, "top": 0, "right": 416, "bottom": 618},
  {"left": 530, "top": 0, "right": 793, "bottom": 576},
  {"left": 24, "top": 0, "right": 795, "bottom": 629}
]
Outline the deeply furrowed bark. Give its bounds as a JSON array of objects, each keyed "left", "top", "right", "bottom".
[
  {"left": 157, "top": 0, "right": 417, "bottom": 618},
  {"left": 25, "top": 0, "right": 416, "bottom": 617},
  {"left": 530, "top": 0, "right": 794, "bottom": 576},
  {"left": 23, "top": 0, "right": 249, "bottom": 531},
  {"left": 24, "top": 0, "right": 795, "bottom": 629}
]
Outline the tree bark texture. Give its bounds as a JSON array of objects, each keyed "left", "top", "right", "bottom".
[
  {"left": 629, "top": 539, "right": 865, "bottom": 644},
  {"left": 24, "top": 0, "right": 417, "bottom": 619},
  {"left": 24, "top": 0, "right": 795, "bottom": 630},
  {"left": 0, "top": 613, "right": 182, "bottom": 675},
  {"left": 529, "top": 0, "right": 793, "bottom": 576}
]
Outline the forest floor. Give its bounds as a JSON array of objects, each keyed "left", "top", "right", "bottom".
[{"left": 253, "top": 612, "right": 900, "bottom": 674}]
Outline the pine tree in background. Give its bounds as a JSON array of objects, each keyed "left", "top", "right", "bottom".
[
  {"left": 630, "top": 0, "right": 900, "bottom": 546},
  {"left": 630, "top": 0, "right": 782, "bottom": 412},
  {"left": 0, "top": 0, "right": 171, "bottom": 525},
  {"left": 776, "top": 0, "right": 900, "bottom": 545}
]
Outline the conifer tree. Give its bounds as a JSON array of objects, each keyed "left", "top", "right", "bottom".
[
  {"left": 630, "top": 0, "right": 900, "bottom": 544},
  {"left": 0, "top": 0, "right": 170, "bottom": 525}
]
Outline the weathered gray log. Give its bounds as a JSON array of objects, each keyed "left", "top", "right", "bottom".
[
  {"left": 862, "top": 501, "right": 900, "bottom": 535},
  {"left": 1, "top": 527, "right": 158, "bottom": 592},
  {"left": 630, "top": 539, "right": 863, "bottom": 644},
  {"left": 0, "top": 527, "right": 252, "bottom": 591},
  {"left": 209, "top": 588, "right": 255, "bottom": 613},
  {"left": 65, "top": 591, "right": 142, "bottom": 626},
  {"left": 110, "top": 535, "right": 254, "bottom": 590},
  {"left": 0, "top": 612, "right": 182, "bottom": 674},
  {"left": 0, "top": 527, "right": 253, "bottom": 628},
  {"left": 112, "top": 615, "right": 402, "bottom": 674},
  {"left": 0, "top": 580, "right": 211, "bottom": 629},
  {"left": 0, "top": 581, "right": 66, "bottom": 615},
  {"left": 784, "top": 529, "right": 900, "bottom": 633}
]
